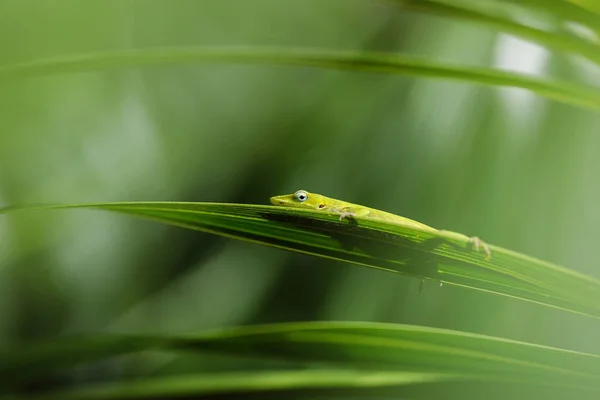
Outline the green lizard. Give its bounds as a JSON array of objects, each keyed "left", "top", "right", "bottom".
[{"left": 270, "top": 189, "right": 491, "bottom": 259}]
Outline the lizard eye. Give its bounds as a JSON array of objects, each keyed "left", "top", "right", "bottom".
[{"left": 295, "top": 190, "right": 308, "bottom": 202}]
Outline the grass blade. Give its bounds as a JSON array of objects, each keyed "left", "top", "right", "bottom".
[
  {"left": 4, "top": 321, "right": 600, "bottom": 398},
  {"left": 388, "top": 0, "right": 600, "bottom": 64},
  {"left": 567, "top": 0, "right": 600, "bottom": 16},
  {"left": 1, "top": 47, "right": 599, "bottom": 111},
  {"left": 24, "top": 370, "right": 463, "bottom": 400},
  {"left": 497, "top": 0, "right": 600, "bottom": 33},
  {"left": 2, "top": 202, "right": 600, "bottom": 318}
]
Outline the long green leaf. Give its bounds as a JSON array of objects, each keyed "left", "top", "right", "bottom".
[
  {"left": 2, "top": 202, "right": 600, "bottom": 318},
  {"left": 568, "top": 0, "right": 600, "bottom": 16},
  {"left": 389, "top": 0, "right": 600, "bottom": 64},
  {"left": 5, "top": 321, "right": 600, "bottom": 398},
  {"left": 28, "top": 371, "right": 461, "bottom": 400},
  {"left": 0, "top": 47, "right": 599, "bottom": 110},
  {"left": 497, "top": 0, "right": 600, "bottom": 32}
]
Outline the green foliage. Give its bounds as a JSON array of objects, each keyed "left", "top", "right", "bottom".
[
  {"left": 1, "top": 47, "right": 600, "bottom": 110},
  {"left": 2, "top": 0, "right": 600, "bottom": 399},
  {"left": 4, "top": 202, "right": 600, "bottom": 318},
  {"left": 3, "top": 321, "right": 600, "bottom": 399}
]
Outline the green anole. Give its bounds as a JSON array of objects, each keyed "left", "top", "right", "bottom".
[{"left": 270, "top": 189, "right": 491, "bottom": 259}]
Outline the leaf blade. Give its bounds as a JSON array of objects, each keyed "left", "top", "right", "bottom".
[
  {"left": 1, "top": 47, "right": 599, "bottom": 110},
  {"left": 5, "top": 321, "right": 600, "bottom": 398},
  {"left": 3, "top": 202, "right": 600, "bottom": 318},
  {"left": 389, "top": 0, "right": 600, "bottom": 64}
]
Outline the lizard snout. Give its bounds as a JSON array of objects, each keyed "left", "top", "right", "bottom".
[{"left": 270, "top": 196, "right": 284, "bottom": 206}]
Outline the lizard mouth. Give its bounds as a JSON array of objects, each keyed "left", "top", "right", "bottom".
[{"left": 269, "top": 197, "right": 284, "bottom": 206}]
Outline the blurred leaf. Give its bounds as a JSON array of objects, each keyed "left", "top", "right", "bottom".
[
  {"left": 568, "top": 0, "right": 600, "bottom": 16},
  {"left": 389, "top": 0, "right": 600, "bottom": 63},
  {"left": 0, "top": 335, "right": 164, "bottom": 391},
  {"left": 500, "top": 0, "right": 600, "bottom": 32},
  {"left": 3, "top": 202, "right": 600, "bottom": 318},
  {"left": 1, "top": 47, "right": 599, "bottom": 110},
  {"left": 24, "top": 370, "right": 460, "bottom": 400},
  {"left": 7, "top": 321, "right": 600, "bottom": 398}
]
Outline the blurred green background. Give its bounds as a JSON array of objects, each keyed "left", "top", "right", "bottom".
[{"left": 1, "top": 0, "right": 600, "bottom": 394}]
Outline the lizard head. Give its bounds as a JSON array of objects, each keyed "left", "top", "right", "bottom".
[{"left": 270, "top": 189, "right": 328, "bottom": 211}]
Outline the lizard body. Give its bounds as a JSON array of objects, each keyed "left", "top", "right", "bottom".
[{"left": 270, "top": 189, "right": 490, "bottom": 258}]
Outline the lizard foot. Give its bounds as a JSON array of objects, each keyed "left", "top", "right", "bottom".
[
  {"left": 337, "top": 211, "right": 356, "bottom": 221},
  {"left": 469, "top": 236, "right": 491, "bottom": 259},
  {"left": 331, "top": 208, "right": 356, "bottom": 221}
]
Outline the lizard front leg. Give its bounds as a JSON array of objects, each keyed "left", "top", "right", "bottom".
[
  {"left": 439, "top": 230, "right": 492, "bottom": 259},
  {"left": 330, "top": 206, "right": 370, "bottom": 221}
]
